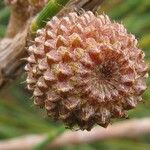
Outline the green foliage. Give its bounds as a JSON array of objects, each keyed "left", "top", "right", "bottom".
[
  {"left": 0, "top": 1, "right": 10, "bottom": 37},
  {"left": 0, "top": 0, "right": 150, "bottom": 149},
  {"left": 33, "top": 127, "right": 65, "bottom": 150},
  {"left": 31, "top": 0, "right": 70, "bottom": 34}
]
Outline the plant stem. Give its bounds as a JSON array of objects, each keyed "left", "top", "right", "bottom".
[
  {"left": 32, "top": 126, "right": 65, "bottom": 150},
  {"left": 30, "top": 0, "right": 70, "bottom": 34}
]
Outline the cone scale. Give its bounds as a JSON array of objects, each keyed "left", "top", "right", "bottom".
[{"left": 25, "top": 11, "right": 148, "bottom": 131}]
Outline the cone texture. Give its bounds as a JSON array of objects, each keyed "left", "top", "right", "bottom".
[{"left": 25, "top": 11, "right": 148, "bottom": 130}]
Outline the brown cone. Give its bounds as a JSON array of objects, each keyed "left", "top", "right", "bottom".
[{"left": 25, "top": 11, "right": 148, "bottom": 131}]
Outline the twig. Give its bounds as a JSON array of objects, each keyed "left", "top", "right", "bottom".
[
  {"left": 0, "top": 118, "right": 150, "bottom": 150},
  {"left": 0, "top": 0, "right": 104, "bottom": 90},
  {"left": 31, "top": 0, "right": 70, "bottom": 33},
  {"left": 0, "top": 25, "right": 29, "bottom": 89}
]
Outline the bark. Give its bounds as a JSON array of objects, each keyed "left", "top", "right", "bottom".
[
  {"left": 0, "top": 26, "right": 28, "bottom": 90},
  {"left": 0, "top": 0, "right": 104, "bottom": 90},
  {"left": 5, "top": 1, "right": 30, "bottom": 38}
]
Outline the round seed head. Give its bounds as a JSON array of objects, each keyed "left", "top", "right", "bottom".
[{"left": 25, "top": 11, "right": 148, "bottom": 131}]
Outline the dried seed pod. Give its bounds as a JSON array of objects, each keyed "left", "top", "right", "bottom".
[{"left": 25, "top": 11, "right": 148, "bottom": 131}]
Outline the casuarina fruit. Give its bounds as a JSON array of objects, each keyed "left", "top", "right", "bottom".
[{"left": 25, "top": 11, "right": 148, "bottom": 131}]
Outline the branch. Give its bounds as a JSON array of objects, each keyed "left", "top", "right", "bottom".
[
  {"left": 31, "top": 0, "right": 70, "bottom": 33},
  {"left": 0, "top": 118, "right": 150, "bottom": 150},
  {"left": 0, "top": 0, "right": 104, "bottom": 90},
  {"left": 5, "top": 1, "right": 30, "bottom": 38},
  {"left": 67, "top": 0, "right": 104, "bottom": 11},
  {"left": 0, "top": 25, "right": 29, "bottom": 89}
]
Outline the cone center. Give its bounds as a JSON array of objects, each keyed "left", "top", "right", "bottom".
[{"left": 98, "top": 61, "right": 119, "bottom": 80}]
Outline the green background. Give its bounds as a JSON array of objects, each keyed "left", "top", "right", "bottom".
[{"left": 0, "top": 0, "right": 150, "bottom": 149}]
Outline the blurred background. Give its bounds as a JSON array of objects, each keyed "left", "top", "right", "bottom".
[{"left": 0, "top": 0, "right": 150, "bottom": 149}]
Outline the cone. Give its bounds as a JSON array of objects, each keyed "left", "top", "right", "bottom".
[{"left": 25, "top": 11, "right": 148, "bottom": 131}]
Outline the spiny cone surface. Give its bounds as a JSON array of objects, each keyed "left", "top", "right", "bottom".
[{"left": 25, "top": 11, "right": 148, "bottom": 131}]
